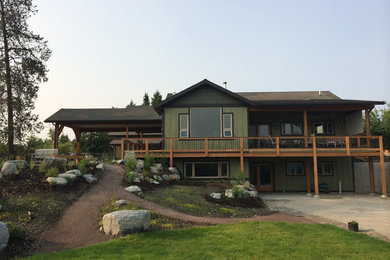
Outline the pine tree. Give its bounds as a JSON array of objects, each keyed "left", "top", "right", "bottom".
[
  {"left": 126, "top": 99, "right": 136, "bottom": 107},
  {"left": 142, "top": 93, "right": 150, "bottom": 106},
  {"left": 0, "top": 0, "right": 51, "bottom": 157},
  {"left": 151, "top": 90, "right": 162, "bottom": 106}
]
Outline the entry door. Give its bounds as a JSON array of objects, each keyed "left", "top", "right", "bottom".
[{"left": 250, "top": 163, "right": 274, "bottom": 191}]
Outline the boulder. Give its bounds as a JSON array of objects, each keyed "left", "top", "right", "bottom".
[
  {"left": 153, "top": 163, "right": 163, "bottom": 171},
  {"left": 247, "top": 190, "right": 258, "bottom": 198},
  {"left": 125, "top": 185, "right": 142, "bottom": 193},
  {"left": 103, "top": 210, "right": 151, "bottom": 236},
  {"left": 133, "top": 177, "right": 141, "bottom": 183},
  {"left": 0, "top": 161, "right": 18, "bottom": 176},
  {"left": 124, "top": 151, "right": 136, "bottom": 160},
  {"left": 115, "top": 199, "right": 130, "bottom": 206},
  {"left": 44, "top": 157, "right": 67, "bottom": 170},
  {"left": 58, "top": 173, "right": 77, "bottom": 181},
  {"left": 96, "top": 163, "right": 105, "bottom": 172},
  {"left": 65, "top": 169, "right": 82, "bottom": 176},
  {"left": 210, "top": 193, "right": 222, "bottom": 199},
  {"left": 135, "top": 166, "right": 142, "bottom": 173},
  {"left": 136, "top": 172, "right": 144, "bottom": 181},
  {"left": 162, "top": 174, "right": 171, "bottom": 181},
  {"left": 169, "top": 174, "right": 180, "bottom": 181},
  {"left": 83, "top": 174, "right": 97, "bottom": 184},
  {"left": 168, "top": 167, "right": 180, "bottom": 175},
  {"left": 46, "top": 177, "right": 68, "bottom": 186},
  {"left": 150, "top": 166, "right": 159, "bottom": 175},
  {"left": 116, "top": 160, "right": 125, "bottom": 165},
  {"left": 225, "top": 189, "right": 234, "bottom": 198},
  {"left": 136, "top": 160, "right": 144, "bottom": 168},
  {"left": 153, "top": 175, "right": 162, "bottom": 182},
  {"left": 243, "top": 181, "right": 251, "bottom": 189},
  {"left": 9, "top": 160, "right": 28, "bottom": 169},
  {"left": 0, "top": 222, "right": 9, "bottom": 252},
  {"left": 152, "top": 180, "right": 160, "bottom": 185}
]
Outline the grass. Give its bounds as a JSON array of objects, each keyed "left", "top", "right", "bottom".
[{"left": 29, "top": 221, "right": 390, "bottom": 259}]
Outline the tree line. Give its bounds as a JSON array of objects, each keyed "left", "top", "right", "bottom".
[{"left": 126, "top": 90, "right": 162, "bottom": 107}]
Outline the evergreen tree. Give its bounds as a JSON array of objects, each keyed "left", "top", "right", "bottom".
[
  {"left": 142, "top": 93, "right": 150, "bottom": 106},
  {"left": 151, "top": 90, "right": 162, "bottom": 106},
  {"left": 0, "top": 0, "right": 51, "bottom": 157},
  {"left": 126, "top": 99, "right": 136, "bottom": 108}
]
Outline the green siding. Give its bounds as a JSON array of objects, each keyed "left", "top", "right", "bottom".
[
  {"left": 164, "top": 108, "right": 189, "bottom": 138},
  {"left": 167, "top": 86, "right": 244, "bottom": 107}
]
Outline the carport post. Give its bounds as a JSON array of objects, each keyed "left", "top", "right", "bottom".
[
  {"left": 379, "top": 136, "right": 387, "bottom": 198},
  {"left": 305, "top": 160, "right": 311, "bottom": 195},
  {"left": 368, "top": 157, "right": 375, "bottom": 194},
  {"left": 312, "top": 137, "right": 319, "bottom": 198}
]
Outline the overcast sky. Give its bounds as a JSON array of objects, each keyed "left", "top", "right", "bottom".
[{"left": 29, "top": 0, "right": 390, "bottom": 139}]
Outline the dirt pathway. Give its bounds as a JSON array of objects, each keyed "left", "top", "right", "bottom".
[{"left": 35, "top": 165, "right": 313, "bottom": 254}]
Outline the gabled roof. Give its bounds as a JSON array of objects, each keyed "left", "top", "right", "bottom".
[
  {"left": 45, "top": 105, "right": 161, "bottom": 123},
  {"left": 237, "top": 91, "right": 341, "bottom": 101},
  {"left": 154, "top": 79, "right": 254, "bottom": 114}
]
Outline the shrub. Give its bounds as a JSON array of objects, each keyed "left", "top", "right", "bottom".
[
  {"left": 125, "top": 157, "right": 137, "bottom": 172},
  {"left": 29, "top": 161, "right": 35, "bottom": 171},
  {"left": 6, "top": 222, "right": 22, "bottom": 239},
  {"left": 78, "top": 159, "right": 88, "bottom": 175},
  {"left": 38, "top": 161, "right": 45, "bottom": 173},
  {"left": 125, "top": 172, "right": 137, "bottom": 183},
  {"left": 155, "top": 156, "right": 168, "bottom": 169},
  {"left": 46, "top": 167, "right": 59, "bottom": 177},
  {"left": 235, "top": 170, "right": 245, "bottom": 185},
  {"left": 0, "top": 158, "right": 6, "bottom": 170},
  {"left": 143, "top": 154, "right": 154, "bottom": 172},
  {"left": 232, "top": 185, "right": 244, "bottom": 198}
]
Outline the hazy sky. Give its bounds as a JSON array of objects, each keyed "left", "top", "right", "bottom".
[{"left": 29, "top": 0, "right": 390, "bottom": 138}]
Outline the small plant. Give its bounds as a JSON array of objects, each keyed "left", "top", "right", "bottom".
[
  {"left": 63, "top": 161, "right": 68, "bottom": 172},
  {"left": 46, "top": 167, "right": 59, "bottom": 177},
  {"left": 143, "top": 153, "right": 154, "bottom": 172},
  {"left": 125, "top": 157, "right": 137, "bottom": 172},
  {"left": 220, "top": 207, "right": 236, "bottom": 214},
  {"left": 155, "top": 156, "right": 168, "bottom": 169},
  {"left": 38, "top": 161, "right": 45, "bottom": 173},
  {"left": 125, "top": 172, "right": 137, "bottom": 183},
  {"left": 232, "top": 185, "right": 244, "bottom": 198},
  {"left": 78, "top": 159, "right": 88, "bottom": 175},
  {"left": 29, "top": 161, "right": 35, "bottom": 171},
  {"left": 235, "top": 170, "right": 245, "bottom": 185},
  {"left": 6, "top": 222, "right": 22, "bottom": 239}
]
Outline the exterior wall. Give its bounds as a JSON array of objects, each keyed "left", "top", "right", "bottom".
[
  {"left": 353, "top": 162, "right": 390, "bottom": 194},
  {"left": 248, "top": 157, "right": 354, "bottom": 192},
  {"left": 164, "top": 108, "right": 189, "bottom": 138}
]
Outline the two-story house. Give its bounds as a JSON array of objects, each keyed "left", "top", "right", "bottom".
[{"left": 45, "top": 79, "right": 387, "bottom": 197}]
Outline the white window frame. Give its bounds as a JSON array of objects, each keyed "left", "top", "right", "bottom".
[
  {"left": 184, "top": 161, "right": 229, "bottom": 178},
  {"left": 179, "top": 114, "right": 189, "bottom": 138},
  {"left": 312, "top": 121, "right": 335, "bottom": 135},
  {"left": 223, "top": 113, "right": 233, "bottom": 137}
]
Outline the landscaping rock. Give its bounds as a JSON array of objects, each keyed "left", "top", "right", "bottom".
[
  {"left": 124, "top": 151, "right": 137, "bottom": 160},
  {"left": 44, "top": 157, "right": 67, "bottom": 170},
  {"left": 152, "top": 180, "right": 160, "bottom": 185},
  {"left": 83, "top": 174, "right": 97, "bottom": 184},
  {"left": 46, "top": 177, "right": 68, "bottom": 186},
  {"left": 58, "top": 173, "right": 77, "bottom": 181},
  {"left": 153, "top": 163, "right": 163, "bottom": 171},
  {"left": 0, "top": 222, "right": 9, "bottom": 252},
  {"left": 125, "top": 185, "right": 142, "bottom": 193},
  {"left": 153, "top": 175, "right": 162, "bottom": 182},
  {"left": 225, "top": 189, "right": 234, "bottom": 198},
  {"left": 210, "top": 193, "right": 222, "bottom": 199},
  {"left": 133, "top": 177, "right": 141, "bottom": 183},
  {"left": 136, "top": 160, "right": 144, "bottom": 168},
  {"left": 150, "top": 166, "right": 159, "bottom": 175},
  {"left": 96, "top": 163, "right": 105, "bottom": 172},
  {"left": 247, "top": 190, "right": 258, "bottom": 198},
  {"left": 135, "top": 166, "right": 142, "bottom": 173},
  {"left": 102, "top": 210, "right": 151, "bottom": 236},
  {"left": 169, "top": 174, "right": 180, "bottom": 181},
  {"left": 116, "top": 160, "right": 125, "bottom": 165},
  {"left": 169, "top": 167, "right": 180, "bottom": 175},
  {"left": 115, "top": 200, "right": 130, "bottom": 206},
  {"left": 65, "top": 169, "right": 82, "bottom": 176},
  {"left": 243, "top": 181, "right": 251, "bottom": 189},
  {"left": 0, "top": 161, "right": 18, "bottom": 176},
  {"left": 9, "top": 160, "right": 28, "bottom": 169},
  {"left": 162, "top": 174, "right": 171, "bottom": 181},
  {"left": 136, "top": 172, "right": 144, "bottom": 181}
]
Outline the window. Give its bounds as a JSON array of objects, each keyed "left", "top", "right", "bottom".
[
  {"left": 190, "top": 108, "right": 221, "bottom": 137},
  {"left": 286, "top": 162, "right": 304, "bottom": 176},
  {"left": 281, "top": 122, "right": 303, "bottom": 136},
  {"left": 313, "top": 121, "right": 335, "bottom": 135},
  {"left": 223, "top": 114, "right": 233, "bottom": 137},
  {"left": 184, "top": 162, "right": 229, "bottom": 178},
  {"left": 318, "top": 162, "right": 333, "bottom": 176},
  {"left": 179, "top": 114, "right": 189, "bottom": 137}
]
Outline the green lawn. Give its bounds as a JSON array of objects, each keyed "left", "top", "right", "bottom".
[{"left": 30, "top": 221, "right": 390, "bottom": 259}]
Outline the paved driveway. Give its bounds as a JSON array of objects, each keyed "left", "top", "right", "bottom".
[{"left": 261, "top": 193, "right": 390, "bottom": 241}]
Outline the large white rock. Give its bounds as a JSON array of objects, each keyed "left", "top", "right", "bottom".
[
  {"left": 153, "top": 163, "right": 162, "bottom": 171},
  {"left": 0, "top": 222, "right": 9, "bottom": 252},
  {"left": 46, "top": 177, "right": 68, "bottom": 186},
  {"left": 83, "top": 174, "right": 97, "bottom": 184},
  {"left": 168, "top": 167, "right": 180, "bottom": 175},
  {"left": 247, "top": 190, "right": 258, "bottom": 198},
  {"left": 169, "top": 174, "right": 180, "bottom": 181},
  {"left": 115, "top": 200, "right": 130, "bottom": 206},
  {"left": 65, "top": 169, "right": 82, "bottom": 176},
  {"left": 116, "top": 160, "right": 125, "bottom": 165},
  {"left": 136, "top": 160, "right": 144, "bottom": 168},
  {"left": 96, "top": 163, "right": 105, "bottom": 172},
  {"left": 162, "top": 174, "right": 171, "bottom": 181},
  {"left": 125, "top": 185, "right": 142, "bottom": 193},
  {"left": 9, "top": 160, "right": 28, "bottom": 169},
  {"left": 150, "top": 166, "right": 159, "bottom": 175},
  {"left": 225, "top": 189, "right": 234, "bottom": 198},
  {"left": 58, "top": 173, "right": 77, "bottom": 181},
  {"left": 44, "top": 157, "right": 67, "bottom": 170},
  {"left": 1, "top": 161, "right": 18, "bottom": 176},
  {"left": 210, "top": 193, "right": 222, "bottom": 199},
  {"left": 103, "top": 210, "right": 151, "bottom": 236}
]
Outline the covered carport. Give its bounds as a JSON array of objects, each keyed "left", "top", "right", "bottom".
[{"left": 44, "top": 106, "right": 162, "bottom": 155}]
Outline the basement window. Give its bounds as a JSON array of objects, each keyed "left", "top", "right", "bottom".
[
  {"left": 286, "top": 162, "right": 304, "bottom": 176},
  {"left": 318, "top": 162, "right": 333, "bottom": 176},
  {"left": 184, "top": 162, "right": 229, "bottom": 178}
]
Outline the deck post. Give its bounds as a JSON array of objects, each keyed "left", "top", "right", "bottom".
[
  {"left": 72, "top": 128, "right": 81, "bottom": 155},
  {"left": 54, "top": 124, "right": 64, "bottom": 149},
  {"left": 312, "top": 137, "right": 319, "bottom": 197},
  {"left": 276, "top": 137, "right": 280, "bottom": 156},
  {"left": 240, "top": 137, "right": 244, "bottom": 173},
  {"left": 205, "top": 138, "right": 208, "bottom": 157},
  {"left": 145, "top": 138, "right": 149, "bottom": 154},
  {"left": 365, "top": 109, "right": 371, "bottom": 136},
  {"left": 306, "top": 160, "right": 311, "bottom": 195},
  {"left": 303, "top": 109, "right": 308, "bottom": 148},
  {"left": 169, "top": 138, "right": 173, "bottom": 167},
  {"left": 379, "top": 136, "right": 387, "bottom": 198},
  {"left": 121, "top": 138, "right": 124, "bottom": 159},
  {"left": 368, "top": 157, "right": 375, "bottom": 194},
  {"left": 126, "top": 125, "right": 129, "bottom": 150},
  {"left": 346, "top": 137, "right": 350, "bottom": 156}
]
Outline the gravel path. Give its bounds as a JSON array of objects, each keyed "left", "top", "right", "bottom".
[{"left": 35, "top": 165, "right": 313, "bottom": 254}]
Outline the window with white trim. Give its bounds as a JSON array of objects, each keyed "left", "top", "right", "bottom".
[
  {"left": 179, "top": 114, "right": 189, "bottom": 137},
  {"left": 313, "top": 121, "right": 335, "bottom": 135},
  {"left": 223, "top": 113, "right": 233, "bottom": 137},
  {"left": 184, "top": 162, "right": 229, "bottom": 178},
  {"left": 190, "top": 108, "right": 221, "bottom": 137},
  {"left": 281, "top": 122, "right": 303, "bottom": 136},
  {"left": 286, "top": 162, "right": 304, "bottom": 176},
  {"left": 318, "top": 162, "right": 333, "bottom": 176}
]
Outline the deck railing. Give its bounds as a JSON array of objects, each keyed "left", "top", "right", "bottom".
[{"left": 121, "top": 136, "right": 382, "bottom": 159}]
